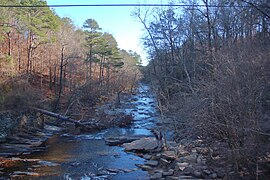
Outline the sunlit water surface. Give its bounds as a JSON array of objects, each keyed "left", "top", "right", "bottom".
[{"left": 7, "top": 83, "right": 160, "bottom": 179}]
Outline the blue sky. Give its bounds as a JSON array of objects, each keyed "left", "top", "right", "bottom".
[{"left": 46, "top": 0, "right": 169, "bottom": 65}]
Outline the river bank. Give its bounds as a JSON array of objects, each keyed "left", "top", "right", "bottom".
[
  {"left": 0, "top": 83, "right": 157, "bottom": 179},
  {"left": 0, "top": 83, "right": 243, "bottom": 179}
]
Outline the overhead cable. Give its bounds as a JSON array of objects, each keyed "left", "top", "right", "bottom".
[{"left": 0, "top": 4, "right": 251, "bottom": 8}]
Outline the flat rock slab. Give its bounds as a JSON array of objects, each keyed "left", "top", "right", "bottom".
[
  {"left": 143, "top": 154, "right": 152, "bottom": 160},
  {"left": 136, "top": 164, "right": 153, "bottom": 171},
  {"left": 161, "top": 151, "right": 177, "bottom": 160},
  {"left": 145, "top": 160, "right": 159, "bottom": 167},
  {"left": 11, "top": 171, "right": 40, "bottom": 177},
  {"left": 106, "top": 168, "right": 120, "bottom": 173},
  {"left": 0, "top": 139, "right": 45, "bottom": 157},
  {"left": 38, "top": 160, "right": 59, "bottom": 167},
  {"left": 163, "top": 169, "right": 174, "bottom": 176},
  {"left": 0, "top": 158, "right": 40, "bottom": 168},
  {"left": 150, "top": 172, "right": 163, "bottom": 179},
  {"left": 123, "top": 137, "right": 159, "bottom": 152},
  {"left": 105, "top": 136, "right": 145, "bottom": 146}
]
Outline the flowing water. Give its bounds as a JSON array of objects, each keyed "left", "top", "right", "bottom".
[{"left": 3, "top": 83, "right": 160, "bottom": 179}]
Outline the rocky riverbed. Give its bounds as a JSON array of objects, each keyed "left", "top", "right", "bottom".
[
  {"left": 0, "top": 83, "right": 157, "bottom": 179},
  {"left": 104, "top": 129, "right": 226, "bottom": 179},
  {"left": 0, "top": 83, "right": 231, "bottom": 179}
]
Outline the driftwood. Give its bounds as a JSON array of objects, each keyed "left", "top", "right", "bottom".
[
  {"left": 32, "top": 107, "right": 105, "bottom": 131},
  {"left": 32, "top": 107, "right": 81, "bottom": 125}
]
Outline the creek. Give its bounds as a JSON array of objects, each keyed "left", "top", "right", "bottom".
[{"left": 3, "top": 83, "right": 161, "bottom": 179}]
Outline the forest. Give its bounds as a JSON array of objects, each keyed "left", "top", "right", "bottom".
[
  {"left": 137, "top": 0, "right": 270, "bottom": 178},
  {"left": 0, "top": 0, "right": 142, "bottom": 113},
  {"left": 0, "top": 0, "right": 270, "bottom": 179}
]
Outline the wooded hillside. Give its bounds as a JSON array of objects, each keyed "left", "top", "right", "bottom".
[
  {"left": 0, "top": 0, "right": 141, "bottom": 112},
  {"left": 137, "top": 0, "right": 270, "bottom": 178}
]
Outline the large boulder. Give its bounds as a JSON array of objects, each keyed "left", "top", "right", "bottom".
[{"left": 123, "top": 137, "right": 160, "bottom": 152}]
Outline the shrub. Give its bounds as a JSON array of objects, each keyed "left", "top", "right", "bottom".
[
  {"left": 194, "top": 38, "right": 270, "bottom": 177},
  {"left": 0, "top": 76, "right": 39, "bottom": 111}
]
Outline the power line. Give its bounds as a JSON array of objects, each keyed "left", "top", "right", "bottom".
[{"left": 0, "top": 4, "right": 251, "bottom": 8}]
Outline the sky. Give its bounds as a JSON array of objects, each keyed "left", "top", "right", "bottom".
[{"left": 46, "top": 0, "right": 169, "bottom": 65}]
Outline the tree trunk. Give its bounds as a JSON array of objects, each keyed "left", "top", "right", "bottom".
[
  {"left": 136, "top": 12, "right": 157, "bottom": 76},
  {"left": 89, "top": 46, "right": 93, "bottom": 87},
  {"left": 106, "top": 64, "right": 110, "bottom": 91},
  {"left": 49, "top": 67, "right": 53, "bottom": 90},
  {"left": 17, "top": 34, "right": 21, "bottom": 72},
  {"left": 32, "top": 107, "right": 106, "bottom": 131},
  {"left": 54, "top": 46, "right": 65, "bottom": 111},
  {"left": 7, "top": 31, "right": 12, "bottom": 56},
  {"left": 32, "top": 107, "right": 82, "bottom": 126},
  {"left": 27, "top": 31, "right": 33, "bottom": 74},
  {"left": 99, "top": 56, "right": 105, "bottom": 87},
  {"left": 204, "top": 0, "right": 213, "bottom": 64},
  {"left": 54, "top": 65, "right": 57, "bottom": 96}
]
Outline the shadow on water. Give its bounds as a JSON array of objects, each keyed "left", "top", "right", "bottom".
[{"left": 4, "top": 83, "right": 159, "bottom": 179}]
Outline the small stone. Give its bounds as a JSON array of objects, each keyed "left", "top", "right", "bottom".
[
  {"left": 179, "top": 167, "right": 186, "bottom": 171},
  {"left": 178, "top": 150, "right": 189, "bottom": 156},
  {"left": 154, "top": 169, "right": 163, "bottom": 173},
  {"left": 143, "top": 154, "right": 152, "bottom": 160},
  {"left": 196, "top": 147, "right": 209, "bottom": 155},
  {"left": 97, "top": 170, "right": 109, "bottom": 176},
  {"left": 210, "top": 173, "right": 218, "bottom": 179},
  {"left": 191, "top": 149, "right": 197, "bottom": 153},
  {"left": 177, "top": 176, "right": 194, "bottom": 179},
  {"left": 166, "top": 176, "right": 179, "bottom": 180},
  {"left": 177, "top": 162, "right": 189, "bottom": 167},
  {"left": 217, "top": 171, "right": 225, "bottom": 178},
  {"left": 177, "top": 162, "right": 189, "bottom": 171},
  {"left": 184, "top": 154, "right": 197, "bottom": 163},
  {"left": 150, "top": 172, "right": 162, "bottom": 179},
  {"left": 136, "top": 164, "right": 153, "bottom": 171},
  {"left": 196, "top": 155, "right": 203, "bottom": 164},
  {"left": 161, "top": 151, "right": 176, "bottom": 160},
  {"left": 38, "top": 160, "right": 59, "bottom": 167},
  {"left": 163, "top": 169, "right": 174, "bottom": 176},
  {"left": 145, "top": 160, "right": 159, "bottom": 167},
  {"left": 70, "top": 162, "right": 80, "bottom": 167},
  {"left": 200, "top": 160, "right": 207, "bottom": 165},
  {"left": 167, "top": 141, "right": 178, "bottom": 147},
  {"left": 107, "top": 168, "right": 120, "bottom": 173},
  {"left": 184, "top": 169, "right": 192, "bottom": 176},
  {"left": 160, "top": 158, "right": 171, "bottom": 165},
  {"left": 199, "top": 166, "right": 207, "bottom": 170},
  {"left": 194, "top": 170, "right": 202, "bottom": 178},
  {"left": 203, "top": 170, "right": 211, "bottom": 175}
]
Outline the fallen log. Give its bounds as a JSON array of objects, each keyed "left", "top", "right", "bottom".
[
  {"left": 31, "top": 107, "right": 105, "bottom": 132},
  {"left": 32, "top": 107, "right": 81, "bottom": 126}
]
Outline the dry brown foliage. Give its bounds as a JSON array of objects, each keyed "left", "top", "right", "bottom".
[{"left": 0, "top": 75, "right": 40, "bottom": 111}]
